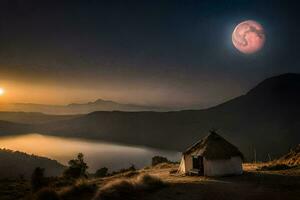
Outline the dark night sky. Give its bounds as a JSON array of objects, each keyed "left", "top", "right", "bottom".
[{"left": 0, "top": 0, "right": 299, "bottom": 107}]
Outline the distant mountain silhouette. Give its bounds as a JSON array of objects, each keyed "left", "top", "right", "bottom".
[
  {"left": 0, "top": 99, "right": 166, "bottom": 114},
  {"left": 0, "top": 112, "right": 78, "bottom": 124},
  {"left": 66, "top": 98, "right": 166, "bottom": 112},
  {"left": 0, "top": 148, "right": 65, "bottom": 179},
  {"left": 0, "top": 120, "right": 31, "bottom": 135},
  {"left": 0, "top": 73, "right": 300, "bottom": 161}
]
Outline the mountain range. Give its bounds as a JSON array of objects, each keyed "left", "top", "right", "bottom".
[
  {"left": 0, "top": 73, "right": 299, "bottom": 161},
  {"left": 0, "top": 99, "right": 167, "bottom": 115}
]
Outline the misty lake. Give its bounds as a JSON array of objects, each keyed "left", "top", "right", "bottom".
[{"left": 0, "top": 134, "right": 180, "bottom": 172}]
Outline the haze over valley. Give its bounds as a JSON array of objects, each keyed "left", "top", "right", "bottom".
[
  {"left": 0, "top": 74, "right": 299, "bottom": 162},
  {"left": 0, "top": 134, "right": 180, "bottom": 173}
]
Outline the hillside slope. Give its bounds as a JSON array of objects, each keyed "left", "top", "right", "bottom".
[
  {"left": 0, "top": 149, "right": 65, "bottom": 179},
  {"left": 0, "top": 112, "right": 78, "bottom": 124},
  {"left": 1, "top": 73, "right": 300, "bottom": 161},
  {"left": 276, "top": 144, "right": 300, "bottom": 166},
  {"left": 0, "top": 120, "right": 31, "bottom": 136}
]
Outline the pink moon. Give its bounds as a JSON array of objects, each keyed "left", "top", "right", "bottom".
[{"left": 232, "top": 20, "right": 265, "bottom": 54}]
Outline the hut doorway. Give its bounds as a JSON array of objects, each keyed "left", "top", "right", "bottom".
[{"left": 192, "top": 156, "right": 204, "bottom": 175}]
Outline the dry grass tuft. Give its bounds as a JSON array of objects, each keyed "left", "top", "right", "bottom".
[
  {"left": 120, "top": 170, "right": 140, "bottom": 178},
  {"left": 94, "top": 174, "right": 166, "bottom": 200},
  {"left": 259, "top": 164, "right": 296, "bottom": 171},
  {"left": 135, "top": 174, "right": 165, "bottom": 190},
  {"left": 152, "top": 162, "right": 176, "bottom": 169},
  {"left": 33, "top": 188, "right": 61, "bottom": 200},
  {"left": 276, "top": 144, "right": 300, "bottom": 166},
  {"left": 60, "top": 179, "right": 97, "bottom": 200},
  {"left": 169, "top": 169, "right": 178, "bottom": 174}
]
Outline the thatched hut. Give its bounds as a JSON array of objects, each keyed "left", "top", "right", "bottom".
[{"left": 178, "top": 131, "right": 243, "bottom": 176}]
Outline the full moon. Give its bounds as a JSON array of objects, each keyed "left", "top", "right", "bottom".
[{"left": 232, "top": 20, "right": 265, "bottom": 54}]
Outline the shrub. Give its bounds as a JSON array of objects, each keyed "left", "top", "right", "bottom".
[
  {"left": 109, "top": 164, "right": 136, "bottom": 176},
  {"left": 31, "top": 167, "right": 46, "bottom": 191},
  {"left": 63, "top": 153, "right": 88, "bottom": 179},
  {"left": 128, "top": 164, "right": 136, "bottom": 171},
  {"left": 151, "top": 156, "right": 169, "bottom": 166},
  {"left": 95, "top": 167, "right": 108, "bottom": 177},
  {"left": 34, "top": 188, "right": 61, "bottom": 200}
]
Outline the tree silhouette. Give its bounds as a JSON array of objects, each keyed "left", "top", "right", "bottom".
[
  {"left": 95, "top": 167, "right": 108, "bottom": 177},
  {"left": 63, "top": 153, "right": 88, "bottom": 179},
  {"left": 31, "top": 167, "right": 46, "bottom": 191}
]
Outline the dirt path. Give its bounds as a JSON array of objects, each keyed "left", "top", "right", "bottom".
[{"left": 142, "top": 164, "right": 300, "bottom": 200}]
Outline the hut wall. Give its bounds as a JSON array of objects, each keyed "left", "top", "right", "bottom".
[
  {"left": 184, "top": 155, "right": 193, "bottom": 172},
  {"left": 204, "top": 156, "right": 242, "bottom": 176}
]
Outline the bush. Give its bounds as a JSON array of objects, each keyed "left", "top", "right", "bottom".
[
  {"left": 31, "top": 167, "right": 46, "bottom": 191},
  {"left": 128, "top": 164, "right": 136, "bottom": 171},
  {"left": 152, "top": 156, "right": 169, "bottom": 166},
  {"left": 109, "top": 164, "right": 136, "bottom": 176},
  {"left": 95, "top": 167, "right": 108, "bottom": 177},
  {"left": 63, "top": 153, "right": 88, "bottom": 179},
  {"left": 94, "top": 174, "right": 166, "bottom": 200},
  {"left": 34, "top": 188, "right": 61, "bottom": 200}
]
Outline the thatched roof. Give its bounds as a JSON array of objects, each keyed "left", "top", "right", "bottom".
[{"left": 183, "top": 131, "right": 243, "bottom": 160}]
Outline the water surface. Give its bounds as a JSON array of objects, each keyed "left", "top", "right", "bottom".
[{"left": 0, "top": 133, "right": 180, "bottom": 172}]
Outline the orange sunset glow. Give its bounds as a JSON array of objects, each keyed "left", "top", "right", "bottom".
[
  {"left": 0, "top": 88, "right": 4, "bottom": 96},
  {"left": 0, "top": 1, "right": 299, "bottom": 200}
]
